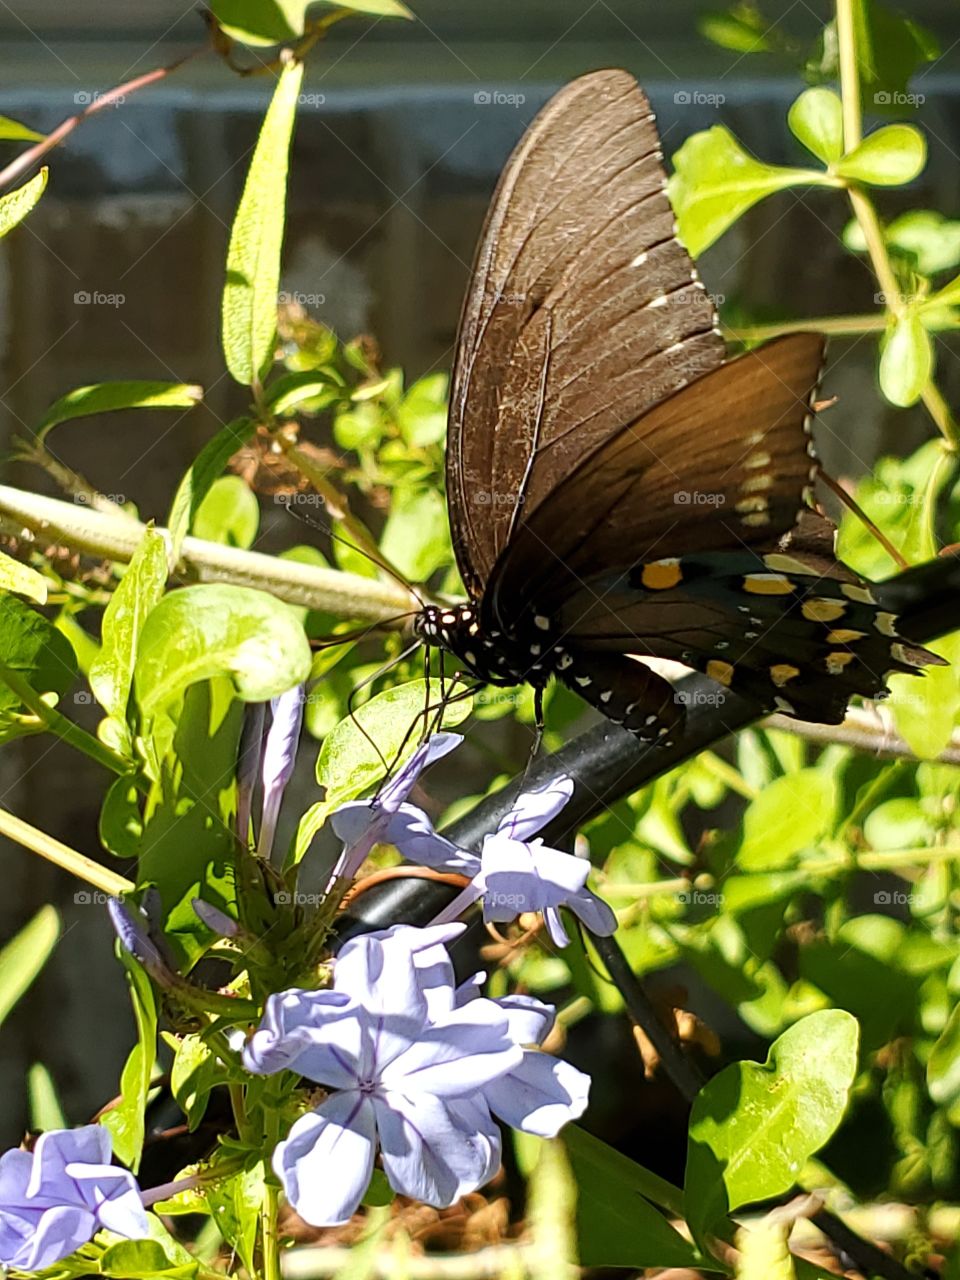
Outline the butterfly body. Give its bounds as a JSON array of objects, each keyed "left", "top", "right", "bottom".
[{"left": 418, "top": 68, "right": 948, "bottom": 744}]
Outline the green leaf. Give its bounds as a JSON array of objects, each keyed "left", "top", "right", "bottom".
[
  {"left": 889, "top": 630, "right": 960, "bottom": 758},
  {"left": 698, "top": 4, "right": 773, "bottom": 53},
  {"left": 99, "top": 776, "right": 145, "bottom": 858},
  {"left": 36, "top": 380, "right": 202, "bottom": 442},
  {"left": 684, "top": 1010, "right": 859, "bottom": 1241},
  {"left": 563, "top": 1127, "right": 700, "bottom": 1270},
  {"left": 669, "top": 127, "right": 828, "bottom": 256},
  {"left": 380, "top": 487, "right": 450, "bottom": 581},
  {"left": 102, "top": 955, "right": 157, "bottom": 1170},
  {"left": 527, "top": 1138, "right": 579, "bottom": 1276},
  {"left": 0, "top": 168, "right": 46, "bottom": 239},
  {"left": 0, "top": 549, "right": 47, "bottom": 603},
  {"left": 100, "top": 1212, "right": 197, "bottom": 1277},
  {"left": 211, "top": 0, "right": 409, "bottom": 46},
  {"left": 928, "top": 1002, "right": 960, "bottom": 1118},
  {"left": 170, "top": 1032, "right": 220, "bottom": 1131},
  {"left": 879, "top": 311, "right": 933, "bottom": 407},
  {"left": 134, "top": 584, "right": 310, "bottom": 719},
  {"left": 835, "top": 125, "right": 926, "bottom": 186},
  {"left": 28, "top": 1062, "right": 67, "bottom": 1131},
  {"left": 265, "top": 370, "right": 339, "bottom": 415},
  {"left": 204, "top": 1164, "right": 265, "bottom": 1276},
  {"left": 884, "top": 210, "right": 960, "bottom": 275},
  {"left": 222, "top": 59, "right": 304, "bottom": 386},
  {"left": 0, "top": 115, "right": 43, "bottom": 142},
  {"left": 89, "top": 527, "right": 168, "bottom": 742},
  {"left": 296, "top": 679, "right": 472, "bottom": 861},
  {"left": 0, "top": 594, "right": 79, "bottom": 744},
  {"left": 166, "top": 416, "right": 255, "bottom": 560},
  {"left": 788, "top": 88, "right": 844, "bottom": 165},
  {"left": 192, "top": 475, "right": 260, "bottom": 549},
  {"left": 735, "top": 768, "right": 837, "bottom": 870},
  {"left": 396, "top": 372, "right": 449, "bottom": 447},
  {"left": 334, "top": 0, "right": 412, "bottom": 14},
  {"left": 0, "top": 906, "right": 59, "bottom": 1026}
]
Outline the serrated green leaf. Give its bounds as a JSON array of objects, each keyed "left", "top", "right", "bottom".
[
  {"left": 879, "top": 311, "right": 933, "bottom": 407},
  {"left": 193, "top": 475, "right": 260, "bottom": 549},
  {"left": 0, "top": 906, "right": 59, "bottom": 1026},
  {"left": 222, "top": 59, "right": 303, "bottom": 385},
  {"left": 134, "top": 584, "right": 310, "bottom": 719},
  {"left": 736, "top": 768, "right": 837, "bottom": 870},
  {"left": 0, "top": 115, "right": 43, "bottom": 142},
  {"left": 166, "top": 416, "right": 255, "bottom": 561},
  {"left": 0, "top": 167, "right": 46, "bottom": 239},
  {"left": 36, "top": 380, "right": 202, "bottom": 442},
  {"left": 0, "top": 549, "right": 47, "bottom": 603},
  {"left": 669, "top": 127, "right": 828, "bottom": 256},
  {"left": 788, "top": 88, "right": 844, "bottom": 165},
  {"left": 835, "top": 124, "right": 926, "bottom": 185},
  {"left": 89, "top": 527, "right": 168, "bottom": 738},
  {"left": 685, "top": 1010, "right": 859, "bottom": 1242}
]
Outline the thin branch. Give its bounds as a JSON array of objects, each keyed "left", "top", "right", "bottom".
[
  {"left": 0, "top": 805, "right": 133, "bottom": 897},
  {"left": 0, "top": 48, "right": 207, "bottom": 194}
]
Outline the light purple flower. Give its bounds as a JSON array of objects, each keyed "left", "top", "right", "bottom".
[
  {"left": 329, "top": 732, "right": 463, "bottom": 882},
  {"left": 336, "top": 762, "right": 617, "bottom": 947},
  {"left": 107, "top": 897, "right": 179, "bottom": 988},
  {"left": 0, "top": 1125, "right": 149, "bottom": 1270},
  {"left": 237, "top": 700, "right": 267, "bottom": 846},
  {"left": 243, "top": 924, "right": 521, "bottom": 1226},
  {"left": 359, "top": 926, "right": 590, "bottom": 1137},
  {"left": 258, "top": 684, "right": 306, "bottom": 863}
]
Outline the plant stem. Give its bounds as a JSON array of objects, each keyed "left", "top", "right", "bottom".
[
  {"left": 835, "top": 0, "right": 960, "bottom": 450},
  {"left": 0, "top": 805, "right": 133, "bottom": 895},
  {"left": 0, "top": 665, "right": 140, "bottom": 782},
  {"left": 724, "top": 314, "right": 890, "bottom": 343},
  {"left": 0, "top": 483, "right": 416, "bottom": 623}
]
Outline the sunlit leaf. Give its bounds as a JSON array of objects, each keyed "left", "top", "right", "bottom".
[
  {"left": 0, "top": 550, "right": 47, "bottom": 603},
  {"left": 193, "top": 475, "right": 260, "bottom": 549},
  {"left": 879, "top": 311, "right": 933, "bottom": 407},
  {"left": 735, "top": 768, "right": 837, "bottom": 870},
  {"left": 788, "top": 87, "right": 844, "bottom": 165},
  {"left": 167, "top": 416, "right": 255, "bottom": 560},
  {"left": 669, "top": 127, "right": 828, "bottom": 256},
  {"left": 0, "top": 115, "right": 43, "bottom": 142},
  {"left": 0, "top": 906, "right": 59, "bottom": 1026},
  {"left": 222, "top": 59, "right": 304, "bottom": 385},
  {"left": 835, "top": 124, "right": 926, "bottom": 186},
  {"left": 36, "top": 380, "right": 202, "bottom": 442},
  {"left": 0, "top": 168, "right": 46, "bottom": 239}
]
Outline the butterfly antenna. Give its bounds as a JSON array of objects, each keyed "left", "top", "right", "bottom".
[
  {"left": 309, "top": 610, "right": 421, "bottom": 651},
  {"left": 344, "top": 638, "right": 423, "bottom": 773},
  {"left": 817, "top": 469, "right": 910, "bottom": 570},
  {"left": 278, "top": 496, "right": 427, "bottom": 609}
]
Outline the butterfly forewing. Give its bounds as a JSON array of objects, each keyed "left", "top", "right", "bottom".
[
  {"left": 447, "top": 69, "right": 725, "bottom": 597},
  {"left": 488, "top": 333, "right": 825, "bottom": 622}
]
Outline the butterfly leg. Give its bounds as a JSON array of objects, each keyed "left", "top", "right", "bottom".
[{"left": 558, "top": 652, "right": 685, "bottom": 745}]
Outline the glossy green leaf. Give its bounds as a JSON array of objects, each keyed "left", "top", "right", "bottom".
[
  {"left": 736, "top": 768, "right": 837, "bottom": 870},
  {"left": 166, "top": 416, "right": 254, "bottom": 560},
  {"left": 835, "top": 125, "right": 926, "bottom": 186},
  {"left": 0, "top": 594, "right": 79, "bottom": 743},
  {"left": 266, "top": 370, "right": 339, "bottom": 415},
  {"left": 192, "top": 475, "right": 260, "bottom": 549},
  {"left": 134, "top": 584, "right": 310, "bottom": 718},
  {"left": 89, "top": 526, "right": 168, "bottom": 740},
  {"left": 296, "top": 679, "right": 472, "bottom": 861},
  {"left": 879, "top": 311, "right": 933, "bottom": 407},
  {"left": 0, "top": 906, "right": 59, "bottom": 1026},
  {"left": 0, "top": 115, "right": 43, "bottom": 142},
  {"left": 685, "top": 1010, "right": 859, "bottom": 1241},
  {"left": 669, "top": 127, "right": 828, "bottom": 256},
  {"left": 0, "top": 549, "right": 47, "bottom": 603},
  {"left": 102, "top": 955, "right": 157, "bottom": 1170},
  {"left": 222, "top": 59, "right": 303, "bottom": 385},
  {"left": 36, "top": 380, "right": 202, "bottom": 442},
  {"left": 204, "top": 1164, "right": 264, "bottom": 1277},
  {"left": 0, "top": 168, "right": 46, "bottom": 239},
  {"left": 788, "top": 88, "right": 844, "bottom": 165},
  {"left": 563, "top": 1127, "right": 700, "bottom": 1270}
]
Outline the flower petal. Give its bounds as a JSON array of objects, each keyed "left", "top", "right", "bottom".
[
  {"left": 481, "top": 836, "right": 588, "bottom": 923},
  {"left": 496, "top": 776, "right": 574, "bottom": 842},
  {"left": 273, "top": 1092, "right": 376, "bottom": 1227},
  {"left": 568, "top": 887, "right": 618, "bottom": 937},
  {"left": 10, "top": 1205, "right": 97, "bottom": 1271},
  {"left": 377, "top": 733, "right": 462, "bottom": 813},
  {"left": 496, "top": 993, "right": 555, "bottom": 1046},
  {"left": 382, "top": 805, "right": 480, "bottom": 876},
  {"left": 375, "top": 1091, "right": 499, "bottom": 1206},
  {"left": 28, "top": 1125, "right": 112, "bottom": 1198},
  {"left": 242, "top": 989, "right": 359, "bottom": 1085},
  {"left": 381, "top": 1001, "right": 521, "bottom": 1096},
  {"left": 341, "top": 924, "right": 466, "bottom": 1021},
  {"left": 484, "top": 1052, "right": 590, "bottom": 1137}
]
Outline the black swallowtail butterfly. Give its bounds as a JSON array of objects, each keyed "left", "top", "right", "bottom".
[{"left": 412, "top": 69, "right": 945, "bottom": 745}]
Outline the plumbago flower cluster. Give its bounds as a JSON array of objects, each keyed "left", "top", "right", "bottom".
[{"left": 0, "top": 698, "right": 617, "bottom": 1264}]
